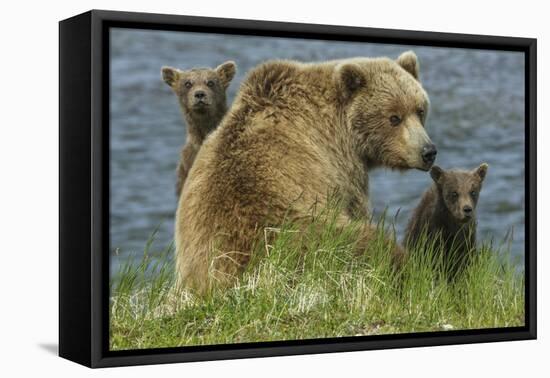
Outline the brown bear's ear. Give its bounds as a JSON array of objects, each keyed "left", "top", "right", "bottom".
[
  {"left": 430, "top": 166, "right": 445, "bottom": 184},
  {"left": 396, "top": 51, "right": 420, "bottom": 80},
  {"left": 161, "top": 66, "right": 180, "bottom": 88},
  {"left": 337, "top": 63, "right": 365, "bottom": 99},
  {"left": 216, "top": 61, "right": 237, "bottom": 89},
  {"left": 473, "top": 163, "right": 489, "bottom": 182}
]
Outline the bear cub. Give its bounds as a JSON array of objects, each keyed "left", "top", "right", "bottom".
[
  {"left": 404, "top": 163, "right": 489, "bottom": 275},
  {"left": 161, "top": 61, "right": 237, "bottom": 196}
]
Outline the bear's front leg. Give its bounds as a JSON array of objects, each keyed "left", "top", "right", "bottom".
[
  {"left": 301, "top": 214, "right": 406, "bottom": 270},
  {"left": 352, "top": 222, "right": 406, "bottom": 269},
  {"left": 175, "top": 143, "right": 199, "bottom": 197}
]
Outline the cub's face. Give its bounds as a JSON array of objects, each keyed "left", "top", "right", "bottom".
[
  {"left": 337, "top": 51, "right": 436, "bottom": 171},
  {"left": 161, "top": 61, "right": 236, "bottom": 116},
  {"left": 430, "top": 164, "right": 489, "bottom": 223}
]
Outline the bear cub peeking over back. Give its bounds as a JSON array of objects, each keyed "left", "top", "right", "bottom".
[
  {"left": 404, "top": 163, "right": 489, "bottom": 276},
  {"left": 161, "top": 61, "right": 237, "bottom": 196}
]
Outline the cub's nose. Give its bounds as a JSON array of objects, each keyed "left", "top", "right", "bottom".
[
  {"left": 422, "top": 144, "right": 437, "bottom": 164},
  {"left": 194, "top": 91, "right": 206, "bottom": 99},
  {"left": 463, "top": 205, "right": 473, "bottom": 216}
]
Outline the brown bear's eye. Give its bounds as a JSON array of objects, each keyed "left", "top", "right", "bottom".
[
  {"left": 184, "top": 81, "right": 193, "bottom": 89},
  {"left": 470, "top": 190, "right": 477, "bottom": 197},
  {"left": 390, "top": 115, "right": 401, "bottom": 126},
  {"left": 450, "top": 191, "right": 458, "bottom": 199},
  {"left": 417, "top": 109, "right": 425, "bottom": 118},
  {"left": 206, "top": 80, "right": 215, "bottom": 87}
]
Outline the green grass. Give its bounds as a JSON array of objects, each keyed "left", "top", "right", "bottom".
[{"left": 109, "top": 209, "right": 524, "bottom": 351}]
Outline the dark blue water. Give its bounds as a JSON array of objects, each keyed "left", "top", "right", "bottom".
[{"left": 110, "top": 28, "right": 525, "bottom": 273}]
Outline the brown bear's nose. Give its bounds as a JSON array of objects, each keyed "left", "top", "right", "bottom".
[
  {"left": 463, "top": 205, "right": 473, "bottom": 215},
  {"left": 194, "top": 91, "right": 206, "bottom": 99},
  {"left": 422, "top": 144, "right": 437, "bottom": 164}
]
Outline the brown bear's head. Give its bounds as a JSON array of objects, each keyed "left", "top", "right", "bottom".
[
  {"left": 430, "top": 163, "right": 489, "bottom": 223},
  {"left": 161, "top": 61, "right": 236, "bottom": 117},
  {"left": 335, "top": 51, "right": 436, "bottom": 172}
]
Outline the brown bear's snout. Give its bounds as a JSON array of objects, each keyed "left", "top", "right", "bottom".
[
  {"left": 421, "top": 144, "right": 437, "bottom": 165},
  {"left": 194, "top": 90, "right": 207, "bottom": 100},
  {"left": 191, "top": 89, "right": 211, "bottom": 108},
  {"left": 463, "top": 205, "right": 473, "bottom": 217}
]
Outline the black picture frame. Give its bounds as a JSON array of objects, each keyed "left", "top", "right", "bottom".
[{"left": 59, "top": 9, "right": 537, "bottom": 368}]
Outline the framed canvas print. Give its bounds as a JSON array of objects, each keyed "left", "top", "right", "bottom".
[{"left": 59, "top": 10, "right": 537, "bottom": 368}]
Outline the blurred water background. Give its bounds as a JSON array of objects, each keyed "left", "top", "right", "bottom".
[{"left": 110, "top": 28, "right": 525, "bottom": 274}]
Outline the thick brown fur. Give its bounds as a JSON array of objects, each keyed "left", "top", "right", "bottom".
[
  {"left": 403, "top": 163, "right": 489, "bottom": 275},
  {"left": 161, "top": 61, "right": 237, "bottom": 196},
  {"left": 175, "top": 52, "right": 436, "bottom": 293}
]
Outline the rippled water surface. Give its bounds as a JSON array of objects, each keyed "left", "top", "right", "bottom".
[{"left": 110, "top": 28, "right": 525, "bottom": 273}]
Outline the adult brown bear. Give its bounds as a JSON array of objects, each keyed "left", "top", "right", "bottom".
[{"left": 175, "top": 51, "right": 437, "bottom": 293}]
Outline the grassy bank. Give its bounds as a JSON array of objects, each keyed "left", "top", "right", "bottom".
[{"left": 109, "top": 212, "right": 524, "bottom": 351}]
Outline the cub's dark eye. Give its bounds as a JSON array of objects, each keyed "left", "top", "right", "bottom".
[
  {"left": 470, "top": 190, "right": 477, "bottom": 197},
  {"left": 417, "top": 109, "right": 425, "bottom": 118},
  {"left": 389, "top": 115, "right": 401, "bottom": 126},
  {"left": 184, "top": 81, "right": 193, "bottom": 89},
  {"left": 450, "top": 191, "right": 459, "bottom": 199},
  {"left": 206, "top": 80, "right": 215, "bottom": 88}
]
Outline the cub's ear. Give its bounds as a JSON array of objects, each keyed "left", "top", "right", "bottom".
[
  {"left": 396, "top": 51, "right": 420, "bottom": 80},
  {"left": 336, "top": 63, "right": 365, "bottom": 99},
  {"left": 161, "top": 66, "right": 180, "bottom": 88},
  {"left": 473, "top": 163, "right": 489, "bottom": 182},
  {"left": 430, "top": 165, "right": 445, "bottom": 184},
  {"left": 216, "top": 61, "right": 237, "bottom": 89}
]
